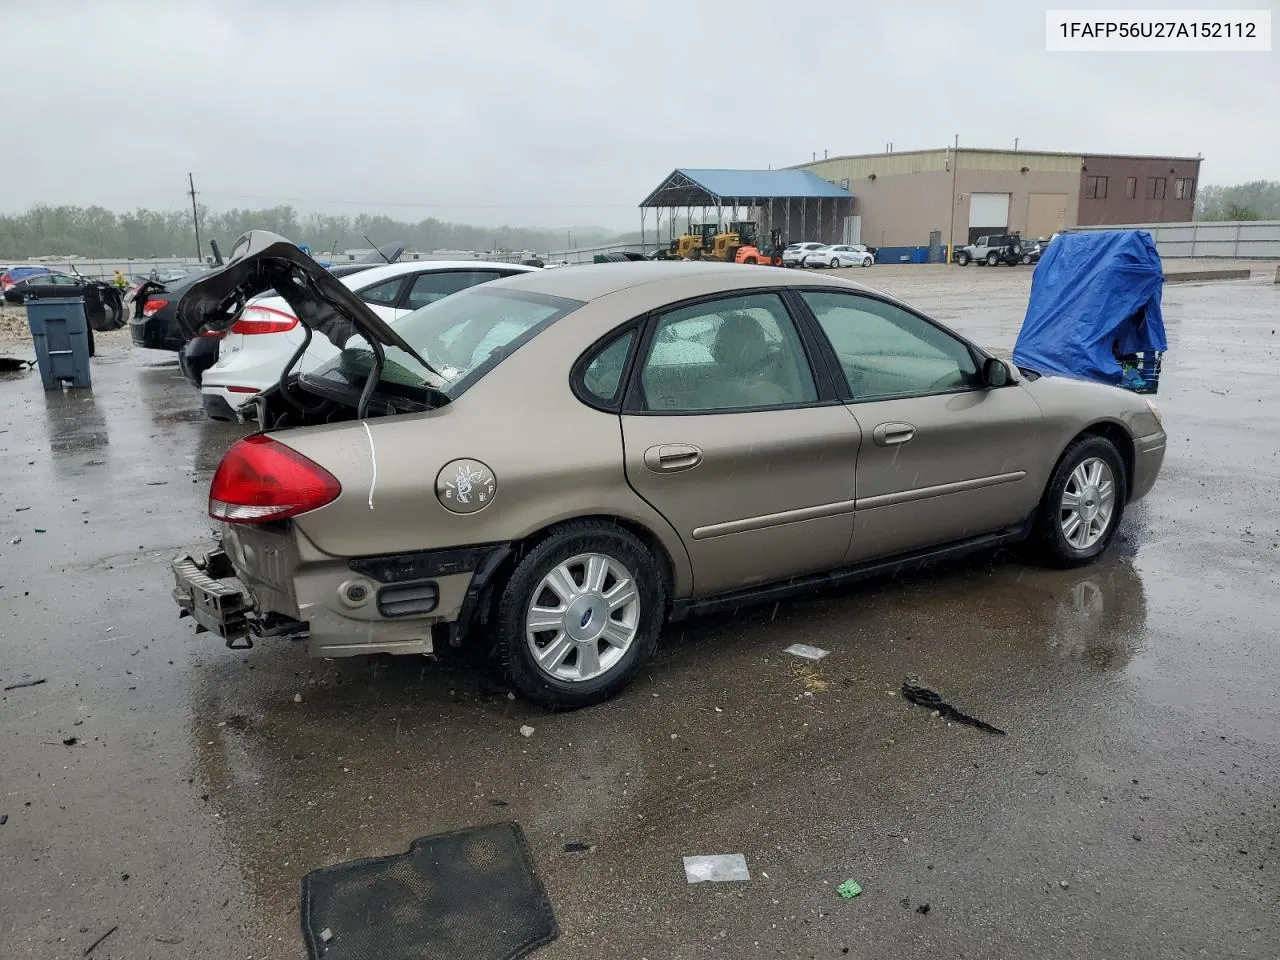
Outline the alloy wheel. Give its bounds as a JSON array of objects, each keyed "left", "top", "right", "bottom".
[
  {"left": 1060, "top": 457, "right": 1116, "bottom": 550},
  {"left": 525, "top": 553, "right": 640, "bottom": 682}
]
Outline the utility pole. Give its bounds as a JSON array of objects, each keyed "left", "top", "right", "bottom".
[
  {"left": 1014, "top": 136, "right": 1019, "bottom": 151},
  {"left": 947, "top": 135, "right": 959, "bottom": 263},
  {"left": 188, "top": 173, "right": 202, "bottom": 262}
]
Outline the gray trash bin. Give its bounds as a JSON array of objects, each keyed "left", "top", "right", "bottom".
[{"left": 25, "top": 296, "right": 92, "bottom": 390}]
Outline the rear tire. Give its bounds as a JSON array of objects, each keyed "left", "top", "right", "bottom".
[
  {"left": 1030, "top": 436, "right": 1127, "bottom": 568},
  {"left": 493, "top": 521, "right": 666, "bottom": 710},
  {"left": 830, "top": 257, "right": 840, "bottom": 269},
  {"left": 744, "top": 256, "right": 758, "bottom": 264},
  {"left": 986, "top": 252, "right": 1000, "bottom": 266}
]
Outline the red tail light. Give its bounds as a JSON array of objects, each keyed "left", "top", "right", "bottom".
[
  {"left": 209, "top": 434, "right": 341, "bottom": 524},
  {"left": 142, "top": 297, "right": 169, "bottom": 317},
  {"left": 230, "top": 304, "right": 298, "bottom": 335}
]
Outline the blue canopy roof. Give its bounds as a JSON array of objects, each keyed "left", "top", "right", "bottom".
[
  {"left": 1012, "top": 230, "right": 1166, "bottom": 385},
  {"left": 640, "top": 168, "right": 853, "bottom": 207}
]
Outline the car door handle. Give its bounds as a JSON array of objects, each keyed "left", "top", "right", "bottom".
[
  {"left": 643, "top": 444, "right": 703, "bottom": 473},
  {"left": 872, "top": 422, "right": 915, "bottom": 446}
]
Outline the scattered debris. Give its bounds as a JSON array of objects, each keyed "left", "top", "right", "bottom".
[
  {"left": 320, "top": 928, "right": 334, "bottom": 943},
  {"left": 519, "top": 725, "right": 535, "bottom": 738},
  {"left": 488, "top": 799, "right": 509, "bottom": 807},
  {"left": 15, "top": 506, "right": 30, "bottom": 512},
  {"left": 34, "top": 528, "right": 46, "bottom": 534},
  {"left": 7, "top": 537, "right": 21, "bottom": 545},
  {"left": 683, "top": 854, "right": 750, "bottom": 883},
  {"left": 83, "top": 925, "right": 118, "bottom": 956},
  {"left": 901, "top": 681, "right": 1006, "bottom": 735},
  {"left": 62, "top": 736, "right": 79, "bottom": 746},
  {"left": 563, "top": 843, "right": 592, "bottom": 853},
  {"left": 783, "top": 643, "right": 829, "bottom": 661},
  {"left": 836, "top": 879, "right": 863, "bottom": 900},
  {"left": 916, "top": 903, "right": 931, "bottom": 915},
  {"left": 1, "top": 815, "right": 7, "bottom": 825},
  {"left": 145, "top": 481, "right": 168, "bottom": 486},
  {"left": 1059, "top": 880, "right": 1070, "bottom": 889},
  {"left": 154, "top": 935, "right": 184, "bottom": 944},
  {"left": 791, "top": 662, "right": 829, "bottom": 694},
  {"left": 3, "top": 678, "right": 47, "bottom": 691}
]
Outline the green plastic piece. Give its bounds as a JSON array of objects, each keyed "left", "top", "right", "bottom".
[{"left": 837, "top": 880, "right": 862, "bottom": 899}]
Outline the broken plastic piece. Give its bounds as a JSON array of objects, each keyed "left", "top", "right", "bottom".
[
  {"left": 519, "top": 725, "right": 535, "bottom": 738},
  {"left": 783, "top": 643, "right": 829, "bottom": 661},
  {"left": 319, "top": 927, "right": 333, "bottom": 943},
  {"left": 837, "top": 879, "right": 862, "bottom": 899},
  {"left": 683, "top": 854, "right": 750, "bottom": 883}
]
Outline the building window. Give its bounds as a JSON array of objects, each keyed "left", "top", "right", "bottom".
[
  {"left": 840, "top": 178, "right": 850, "bottom": 190},
  {"left": 1175, "top": 177, "right": 1196, "bottom": 200},
  {"left": 1148, "top": 177, "right": 1167, "bottom": 200},
  {"left": 1084, "top": 176, "right": 1108, "bottom": 200},
  {"left": 1125, "top": 177, "right": 1137, "bottom": 199}
]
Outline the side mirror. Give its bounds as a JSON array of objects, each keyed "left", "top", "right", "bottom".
[{"left": 983, "top": 357, "right": 1011, "bottom": 388}]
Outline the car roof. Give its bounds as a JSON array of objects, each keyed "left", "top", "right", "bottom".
[
  {"left": 339, "top": 260, "right": 539, "bottom": 288},
  {"left": 474, "top": 260, "right": 873, "bottom": 304}
]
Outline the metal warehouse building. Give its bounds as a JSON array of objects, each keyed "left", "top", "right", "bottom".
[{"left": 793, "top": 146, "right": 1202, "bottom": 253}]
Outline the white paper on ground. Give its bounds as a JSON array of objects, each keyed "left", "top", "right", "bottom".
[
  {"left": 783, "top": 643, "right": 830, "bottom": 661},
  {"left": 683, "top": 854, "right": 750, "bottom": 883}
]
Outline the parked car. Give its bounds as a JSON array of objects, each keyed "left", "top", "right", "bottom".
[
  {"left": 170, "top": 231, "right": 1166, "bottom": 709},
  {"left": 200, "top": 259, "right": 540, "bottom": 420},
  {"left": 1, "top": 265, "right": 51, "bottom": 297},
  {"left": 781, "top": 241, "right": 824, "bottom": 267},
  {"left": 3, "top": 270, "right": 85, "bottom": 304},
  {"left": 954, "top": 234, "right": 1032, "bottom": 267},
  {"left": 804, "top": 244, "right": 876, "bottom": 269},
  {"left": 129, "top": 267, "right": 218, "bottom": 350},
  {"left": 1017, "top": 239, "right": 1044, "bottom": 265}
]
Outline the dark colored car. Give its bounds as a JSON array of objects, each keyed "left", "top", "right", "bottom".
[
  {"left": 2, "top": 265, "right": 52, "bottom": 297},
  {"left": 130, "top": 268, "right": 217, "bottom": 350},
  {"left": 3, "top": 271, "right": 82, "bottom": 304}
]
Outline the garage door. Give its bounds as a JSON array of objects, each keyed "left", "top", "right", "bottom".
[
  {"left": 1026, "top": 193, "right": 1067, "bottom": 239},
  {"left": 968, "top": 192, "right": 1009, "bottom": 243}
]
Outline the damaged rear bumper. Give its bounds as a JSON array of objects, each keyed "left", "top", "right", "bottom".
[
  {"left": 172, "top": 548, "right": 307, "bottom": 649},
  {"left": 171, "top": 533, "right": 513, "bottom": 658}
]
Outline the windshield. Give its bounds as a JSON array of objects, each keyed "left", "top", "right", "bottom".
[{"left": 330, "top": 286, "right": 583, "bottom": 399}]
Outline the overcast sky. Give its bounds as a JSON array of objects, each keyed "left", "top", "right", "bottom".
[{"left": 5, "top": 0, "right": 1276, "bottom": 229}]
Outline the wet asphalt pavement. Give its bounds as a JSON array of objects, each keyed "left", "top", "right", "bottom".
[{"left": 1, "top": 267, "right": 1277, "bottom": 959}]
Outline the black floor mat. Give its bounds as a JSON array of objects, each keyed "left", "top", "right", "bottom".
[{"left": 300, "top": 822, "right": 558, "bottom": 960}]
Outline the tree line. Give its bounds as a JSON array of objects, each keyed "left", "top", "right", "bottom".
[
  {"left": 1194, "top": 181, "right": 1280, "bottom": 221},
  {"left": 0, "top": 204, "right": 621, "bottom": 260}
]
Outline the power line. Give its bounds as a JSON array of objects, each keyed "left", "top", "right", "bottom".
[{"left": 197, "top": 190, "right": 636, "bottom": 210}]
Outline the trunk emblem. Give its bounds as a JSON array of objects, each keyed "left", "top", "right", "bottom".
[{"left": 436, "top": 459, "right": 497, "bottom": 514}]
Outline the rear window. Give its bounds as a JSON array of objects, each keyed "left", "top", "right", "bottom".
[{"left": 335, "top": 286, "right": 583, "bottom": 399}]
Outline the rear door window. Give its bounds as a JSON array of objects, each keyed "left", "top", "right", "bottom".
[{"left": 403, "top": 270, "right": 504, "bottom": 311}]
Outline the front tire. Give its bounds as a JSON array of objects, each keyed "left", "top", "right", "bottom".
[
  {"left": 1031, "top": 436, "right": 1127, "bottom": 568},
  {"left": 956, "top": 252, "right": 970, "bottom": 266},
  {"left": 493, "top": 521, "right": 666, "bottom": 709},
  {"left": 862, "top": 256, "right": 873, "bottom": 267}
]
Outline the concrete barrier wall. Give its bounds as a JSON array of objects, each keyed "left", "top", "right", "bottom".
[{"left": 1072, "top": 220, "right": 1280, "bottom": 259}]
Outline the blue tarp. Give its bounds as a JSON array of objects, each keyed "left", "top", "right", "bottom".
[{"left": 1012, "top": 230, "right": 1166, "bottom": 385}]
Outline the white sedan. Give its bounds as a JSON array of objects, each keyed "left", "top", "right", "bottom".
[
  {"left": 781, "top": 241, "right": 825, "bottom": 267},
  {"left": 803, "top": 244, "right": 875, "bottom": 268},
  {"left": 201, "top": 260, "right": 539, "bottom": 420}
]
